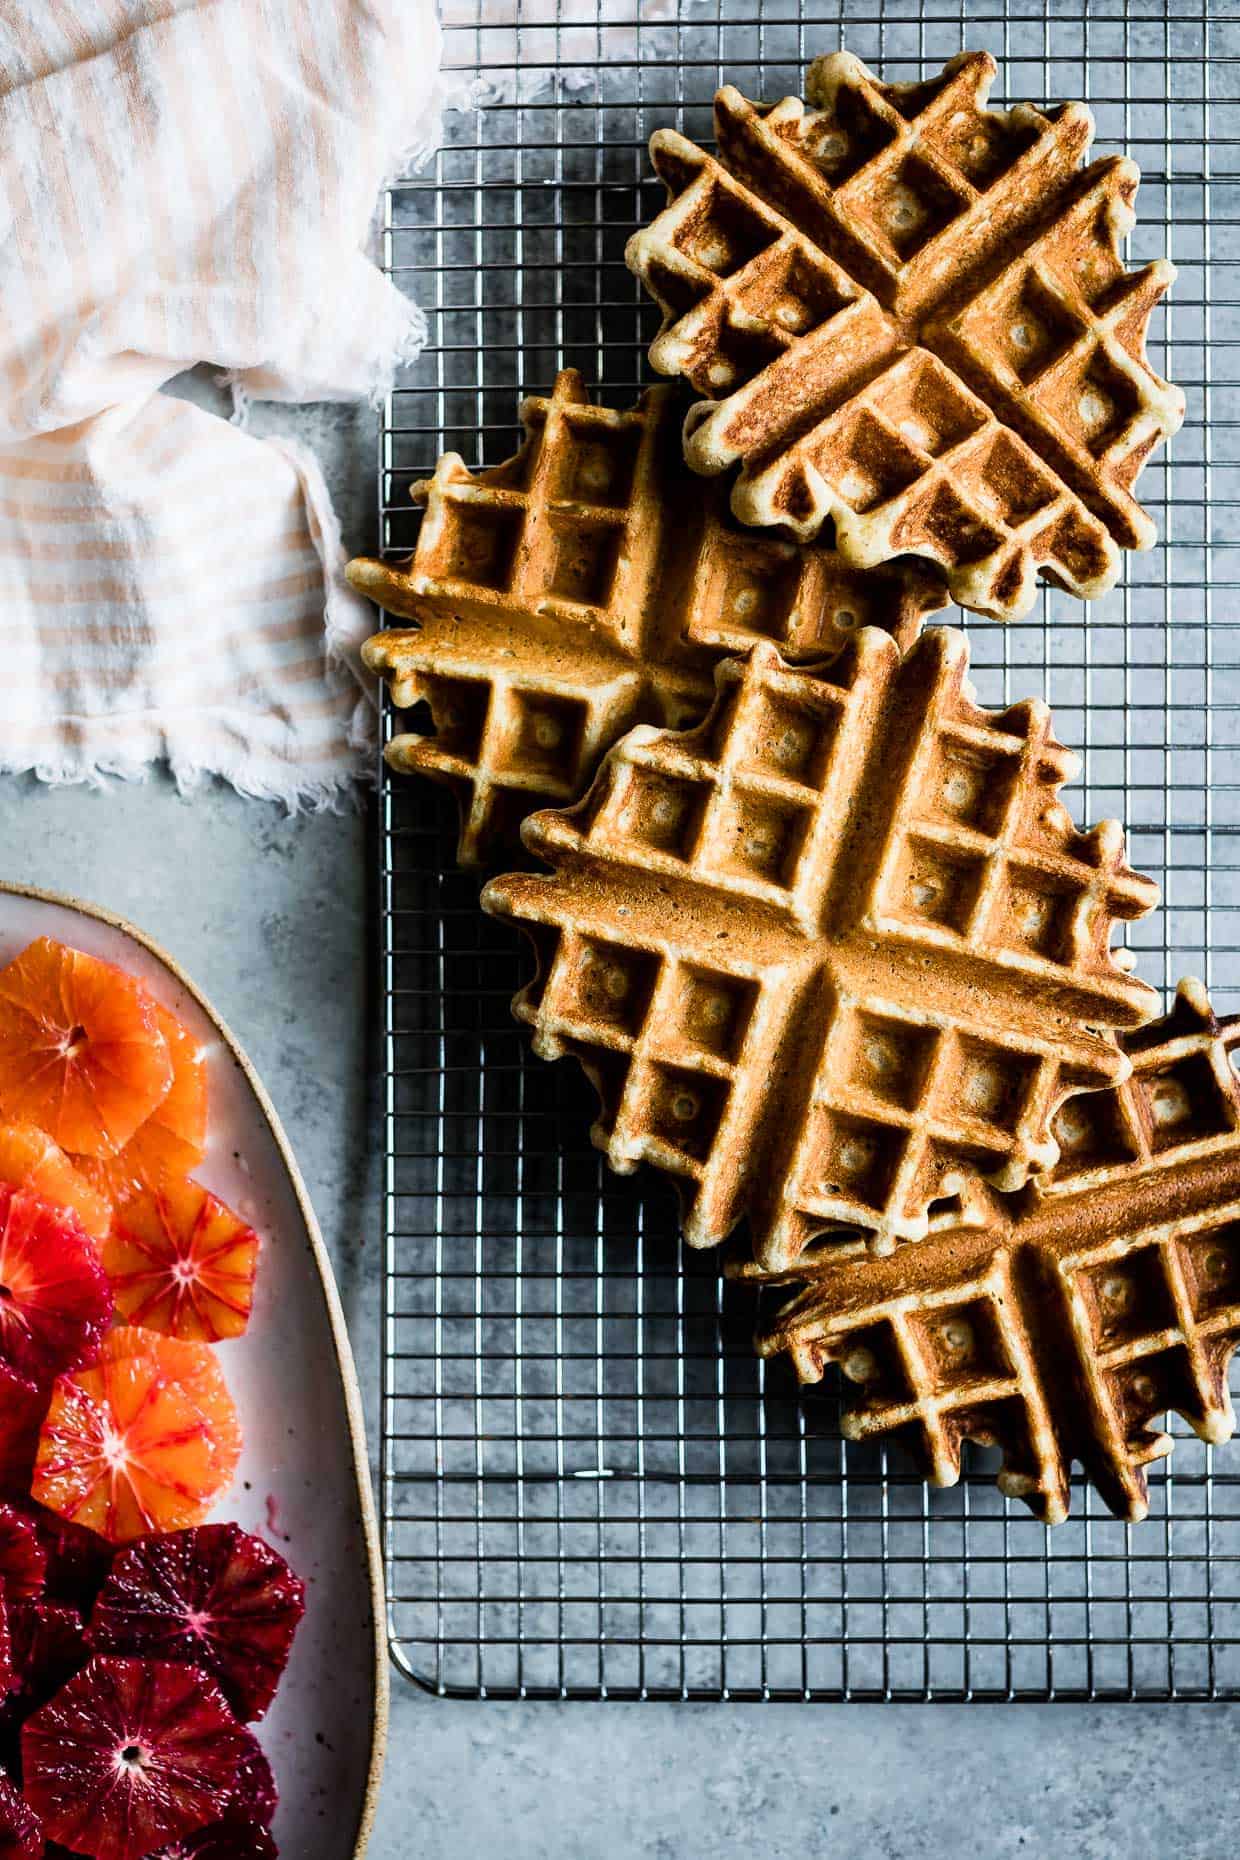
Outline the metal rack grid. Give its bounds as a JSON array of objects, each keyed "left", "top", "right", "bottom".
[{"left": 377, "top": 0, "right": 1240, "bottom": 1700}]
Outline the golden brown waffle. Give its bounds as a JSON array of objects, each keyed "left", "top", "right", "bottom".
[
  {"left": 626, "top": 49, "right": 1184, "bottom": 620},
  {"left": 351, "top": 370, "right": 945, "bottom": 865},
  {"left": 755, "top": 981, "right": 1240, "bottom": 1524},
  {"left": 481, "top": 626, "right": 1158, "bottom": 1263}
]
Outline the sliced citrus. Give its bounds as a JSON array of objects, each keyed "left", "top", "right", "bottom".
[
  {"left": 73, "top": 1118, "right": 203, "bottom": 1216},
  {"left": 0, "top": 940, "right": 172, "bottom": 1159},
  {"left": 20, "top": 1500, "right": 113, "bottom": 1610},
  {"left": 22, "top": 1655, "right": 253, "bottom": 1860},
  {"left": 149, "top": 1006, "right": 208, "bottom": 1156},
  {"left": 9, "top": 1598, "right": 88, "bottom": 1715},
  {"left": 88, "top": 1523, "right": 303, "bottom": 1723},
  {"left": 102, "top": 1179, "right": 258, "bottom": 1343},
  {"left": 105, "top": 1329, "right": 241, "bottom": 1478},
  {"left": 150, "top": 1821, "right": 277, "bottom": 1859},
  {"left": 31, "top": 1328, "right": 240, "bottom": 1546},
  {"left": 0, "top": 1189, "right": 112, "bottom": 1384},
  {"left": 221, "top": 1735, "right": 278, "bottom": 1830},
  {"left": 0, "top": 1505, "right": 46, "bottom": 1602},
  {"left": 0, "top": 1772, "right": 39, "bottom": 1860},
  {"left": 73, "top": 1005, "right": 208, "bottom": 1211},
  {"left": 0, "top": 1123, "right": 111, "bottom": 1242},
  {"left": 0, "top": 1593, "right": 12, "bottom": 1702},
  {"left": 0, "top": 1366, "right": 48, "bottom": 1497}
]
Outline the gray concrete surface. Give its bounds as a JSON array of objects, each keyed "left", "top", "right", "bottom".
[{"left": 0, "top": 386, "right": 1234, "bottom": 1858}]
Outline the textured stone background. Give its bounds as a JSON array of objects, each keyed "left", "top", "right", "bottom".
[{"left": 0, "top": 383, "right": 1231, "bottom": 1859}]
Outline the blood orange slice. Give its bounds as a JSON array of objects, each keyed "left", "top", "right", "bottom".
[
  {"left": 89, "top": 1524, "right": 303, "bottom": 1723},
  {"left": 0, "top": 1772, "right": 40, "bottom": 1860},
  {"left": 0, "top": 1601, "right": 12, "bottom": 1703},
  {"left": 31, "top": 1329, "right": 240, "bottom": 1546},
  {"left": 0, "top": 1370, "right": 48, "bottom": 1499},
  {"left": 0, "top": 1508, "right": 45, "bottom": 1605},
  {"left": 0, "top": 941, "right": 172, "bottom": 1160},
  {"left": 0, "top": 1190, "right": 112, "bottom": 1384},
  {"left": 0, "top": 1126, "right": 110, "bottom": 1243},
  {"left": 22, "top": 1655, "right": 252, "bottom": 1860},
  {"left": 102, "top": 1181, "right": 258, "bottom": 1343},
  {"left": 20, "top": 1502, "right": 112, "bottom": 1612},
  {"left": 8, "top": 1601, "right": 88, "bottom": 1715},
  {"left": 225, "top": 1737, "right": 277, "bottom": 1828},
  {"left": 145, "top": 1727, "right": 275, "bottom": 1857},
  {"left": 149, "top": 1823, "right": 276, "bottom": 1859}
]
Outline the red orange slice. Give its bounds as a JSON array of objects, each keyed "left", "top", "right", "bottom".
[
  {"left": 0, "top": 1123, "right": 111, "bottom": 1241},
  {"left": 0, "top": 940, "right": 172, "bottom": 1159},
  {"left": 0, "top": 1367, "right": 48, "bottom": 1498},
  {"left": 0, "top": 1188, "right": 112, "bottom": 1384},
  {"left": 22, "top": 1655, "right": 253, "bottom": 1860},
  {"left": 0, "top": 1773, "right": 39, "bottom": 1859},
  {"left": 0, "top": 1505, "right": 46, "bottom": 1603},
  {"left": 88, "top": 1523, "right": 304, "bottom": 1724},
  {"left": 32, "top": 1327, "right": 240, "bottom": 1546},
  {"left": 102, "top": 1178, "right": 258, "bottom": 1343}
]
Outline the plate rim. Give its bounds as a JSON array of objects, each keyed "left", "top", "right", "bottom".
[{"left": 0, "top": 879, "right": 389, "bottom": 1859}]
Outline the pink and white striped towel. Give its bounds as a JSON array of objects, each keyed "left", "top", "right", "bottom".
[{"left": 0, "top": 0, "right": 441, "bottom": 806}]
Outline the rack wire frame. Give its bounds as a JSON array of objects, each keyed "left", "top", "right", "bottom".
[{"left": 377, "top": 0, "right": 1240, "bottom": 1701}]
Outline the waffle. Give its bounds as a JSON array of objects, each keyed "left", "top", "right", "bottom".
[
  {"left": 481, "top": 626, "right": 1158, "bottom": 1264},
  {"left": 626, "top": 49, "right": 1184, "bottom": 621},
  {"left": 755, "top": 981, "right": 1240, "bottom": 1524},
  {"left": 351, "top": 370, "right": 945, "bottom": 865}
]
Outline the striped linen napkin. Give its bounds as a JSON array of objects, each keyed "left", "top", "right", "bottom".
[{"left": 0, "top": 0, "right": 441, "bottom": 806}]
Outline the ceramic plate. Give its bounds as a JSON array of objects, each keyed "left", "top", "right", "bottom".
[{"left": 0, "top": 884, "right": 386, "bottom": 1859}]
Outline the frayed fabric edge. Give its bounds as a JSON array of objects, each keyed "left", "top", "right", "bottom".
[
  {"left": 265, "top": 434, "right": 379, "bottom": 726},
  {"left": 364, "top": 297, "right": 429, "bottom": 409},
  {"left": 6, "top": 742, "right": 373, "bottom": 815},
  {"left": 365, "top": 16, "right": 445, "bottom": 402},
  {"left": 9, "top": 428, "right": 382, "bottom": 813},
  {"left": 379, "top": 11, "right": 450, "bottom": 192}
]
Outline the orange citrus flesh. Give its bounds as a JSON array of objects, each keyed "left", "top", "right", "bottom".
[
  {"left": 103, "top": 1178, "right": 258, "bottom": 1342},
  {"left": 106, "top": 1327, "right": 241, "bottom": 1485},
  {"left": 0, "top": 940, "right": 172, "bottom": 1159},
  {"left": 32, "top": 1326, "right": 240, "bottom": 1545},
  {"left": 148, "top": 1006, "right": 208, "bottom": 1155},
  {"left": 0, "top": 1123, "right": 111, "bottom": 1242},
  {"left": 73, "top": 1118, "right": 202, "bottom": 1213},
  {"left": 71, "top": 1004, "right": 208, "bottom": 1208}
]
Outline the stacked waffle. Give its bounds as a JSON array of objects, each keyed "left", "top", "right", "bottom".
[{"left": 350, "top": 50, "right": 1220, "bottom": 1526}]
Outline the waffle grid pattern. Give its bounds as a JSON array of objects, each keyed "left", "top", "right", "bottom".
[
  {"left": 364, "top": 378, "right": 685, "bottom": 862},
  {"left": 795, "top": 1250, "right": 1066, "bottom": 1515},
  {"left": 484, "top": 633, "right": 1155, "bottom": 1260},
  {"left": 759, "top": 989, "right": 1240, "bottom": 1523},
  {"left": 627, "top": 47, "right": 1184, "bottom": 617},
  {"left": 379, "top": 0, "right": 1240, "bottom": 1702},
  {"left": 359, "top": 369, "right": 942, "bottom": 864}
]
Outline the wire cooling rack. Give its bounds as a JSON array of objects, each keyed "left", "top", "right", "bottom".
[{"left": 377, "top": 0, "right": 1240, "bottom": 1700}]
